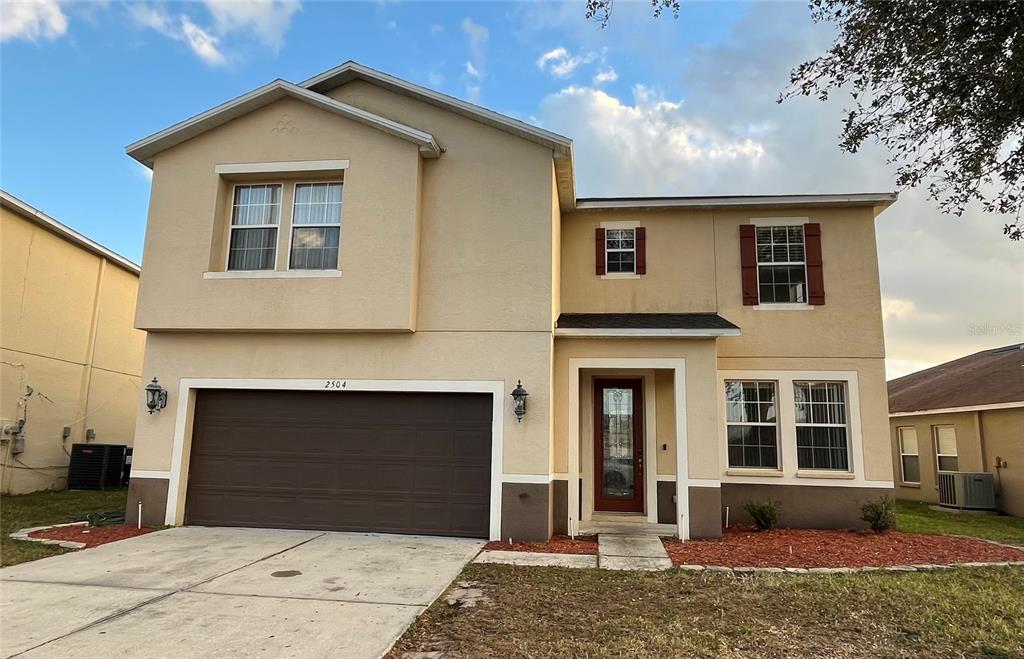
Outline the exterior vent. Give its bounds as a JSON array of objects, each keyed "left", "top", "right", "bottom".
[
  {"left": 67, "top": 444, "right": 129, "bottom": 490},
  {"left": 937, "top": 471, "right": 995, "bottom": 510}
]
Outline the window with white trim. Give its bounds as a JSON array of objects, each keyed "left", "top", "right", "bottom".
[
  {"left": 794, "top": 381, "right": 849, "bottom": 471},
  {"left": 228, "top": 184, "right": 281, "bottom": 271},
  {"left": 725, "top": 381, "right": 779, "bottom": 469},
  {"left": 756, "top": 225, "right": 807, "bottom": 303},
  {"left": 289, "top": 182, "right": 343, "bottom": 270},
  {"left": 898, "top": 427, "right": 920, "bottom": 484},
  {"left": 934, "top": 426, "right": 958, "bottom": 472},
  {"left": 605, "top": 228, "right": 635, "bottom": 274}
]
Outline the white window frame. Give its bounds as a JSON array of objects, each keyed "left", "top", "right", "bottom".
[
  {"left": 601, "top": 221, "right": 639, "bottom": 279},
  {"left": 897, "top": 426, "right": 920, "bottom": 485},
  {"left": 793, "top": 380, "right": 852, "bottom": 473},
  {"left": 286, "top": 181, "right": 343, "bottom": 272},
  {"left": 716, "top": 370, "right": 887, "bottom": 488},
  {"left": 751, "top": 217, "right": 810, "bottom": 308},
  {"left": 226, "top": 183, "right": 282, "bottom": 272},
  {"left": 933, "top": 425, "right": 959, "bottom": 473},
  {"left": 724, "top": 380, "right": 781, "bottom": 471}
]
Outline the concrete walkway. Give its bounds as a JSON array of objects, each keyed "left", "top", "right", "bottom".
[
  {"left": 597, "top": 533, "right": 673, "bottom": 570},
  {"left": 1, "top": 527, "right": 482, "bottom": 658}
]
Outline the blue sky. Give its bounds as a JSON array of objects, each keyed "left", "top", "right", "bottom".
[{"left": 2, "top": 1, "right": 1021, "bottom": 375}]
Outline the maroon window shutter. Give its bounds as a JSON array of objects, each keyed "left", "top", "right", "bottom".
[
  {"left": 595, "top": 227, "right": 606, "bottom": 275},
  {"left": 635, "top": 227, "right": 646, "bottom": 275},
  {"left": 739, "top": 225, "right": 758, "bottom": 305},
  {"left": 805, "top": 222, "right": 825, "bottom": 305}
]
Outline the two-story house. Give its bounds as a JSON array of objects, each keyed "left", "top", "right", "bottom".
[{"left": 125, "top": 62, "right": 896, "bottom": 541}]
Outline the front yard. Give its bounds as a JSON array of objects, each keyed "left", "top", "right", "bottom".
[
  {"left": 894, "top": 499, "right": 1024, "bottom": 546},
  {"left": 392, "top": 564, "right": 1024, "bottom": 658},
  {"left": 0, "top": 488, "right": 128, "bottom": 567}
]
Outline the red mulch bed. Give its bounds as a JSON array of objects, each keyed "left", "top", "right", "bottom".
[
  {"left": 662, "top": 527, "right": 1024, "bottom": 568},
  {"left": 484, "top": 534, "right": 598, "bottom": 555},
  {"left": 29, "top": 524, "right": 156, "bottom": 548}
]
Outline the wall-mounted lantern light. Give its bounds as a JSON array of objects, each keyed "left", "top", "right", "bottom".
[
  {"left": 145, "top": 378, "right": 168, "bottom": 414},
  {"left": 510, "top": 380, "right": 529, "bottom": 423}
]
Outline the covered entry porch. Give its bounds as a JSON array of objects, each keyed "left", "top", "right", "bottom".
[{"left": 553, "top": 316, "right": 738, "bottom": 540}]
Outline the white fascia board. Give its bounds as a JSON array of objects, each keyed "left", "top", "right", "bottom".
[
  {"left": 890, "top": 401, "right": 1024, "bottom": 417},
  {"left": 0, "top": 190, "right": 140, "bottom": 274},
  {"left": 126, "top": 80, "right": 440, "bottom": 166},
  {"left": 554, "top": 328, "right": 740, "bottom": 338},
  {"left": 574, "top": 193, "right": 898, "bottom": 211}
]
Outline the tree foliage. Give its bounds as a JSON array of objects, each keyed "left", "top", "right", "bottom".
[
  {"left": 783, "top": 0, "right": 1024, "bottom": 241},
  {"left": 585, "top": 0, "right": 680, "bottom": 29}
]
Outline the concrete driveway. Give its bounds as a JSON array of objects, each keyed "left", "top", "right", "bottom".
[{"left": 0, "top": 527, "right": 483, "bottom": 658}]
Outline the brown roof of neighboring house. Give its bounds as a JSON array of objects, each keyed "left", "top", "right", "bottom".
[{"left": 888, "top": 343, "right": 1024, "bottom": 413}]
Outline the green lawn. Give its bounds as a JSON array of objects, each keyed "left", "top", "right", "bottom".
[
  {"left": 391, "top": 564, "right": 1024, "bottom": 658},
  {"left": 895, "top": 499, "right": 1024, "bottom": 546},
  {"left": 0, "top": 488, "right": 128, "bottom": 567}
]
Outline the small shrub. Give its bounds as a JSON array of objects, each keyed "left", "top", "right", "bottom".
[
  {"left": 743, "top": 500, "right": 781, "bottom": 531},
  {"left": 862, "top": 496, "right": 896, "bottom": 533}
]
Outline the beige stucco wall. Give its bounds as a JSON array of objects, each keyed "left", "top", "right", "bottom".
[
  {"left": 890, "top": 408, "right": 1023, "bottom": 516},
  {"left": 1, "top": 206, "right": 145, "bottom": 493},
  {"left": 560, "top": 206, "right": 886, "bottom": 360}
]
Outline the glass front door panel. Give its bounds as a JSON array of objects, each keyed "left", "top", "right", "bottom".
[{"left": 602, "top": 387, "right": 635, "bottom": 499}]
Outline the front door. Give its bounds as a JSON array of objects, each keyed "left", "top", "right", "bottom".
[{"left": 593, "top": 378, "right": 644, "bottom": 513}]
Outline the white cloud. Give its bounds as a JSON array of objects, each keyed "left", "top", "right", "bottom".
[
  {"left": 536, "top": 2, "right": 1023, "bottom": 378},
  {"left": 460, "top": 17, "right": 488, "bottom": 102},
  {"left": 536, "top": 46, "right": 597, "bottom": 78},
  {"left": 203, "top": 0, "right": 301, "bottom": 51},
  {"left": 430, "top": 23, "right": 443, "bottom": 35},
  {"left": 180, "top": 16, "right": 225, "bottom": 66},
  {"left": 1, "top": 0, "right": 68, "bottom": 42},
  {"left": 129, "top": 0, "right": 300, "bottom": 66},
  {"left": 593, "top": 68, "right": 618, "bottom": 85}
]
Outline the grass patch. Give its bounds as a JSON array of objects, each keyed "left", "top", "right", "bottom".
[
  {"left": 895, "top": 499, "right": 1024, "bottom": 546},
  {"left": 392, "top": 564, "right": 1024, "bottom": 658},
  {"left": 1, "top": 488, "right": 128, "bottom": 567}
]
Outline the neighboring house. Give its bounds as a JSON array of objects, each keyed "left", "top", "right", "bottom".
[
  {"left": 0, "top": 190, "right": 145, "bottom": 494},
  {"left": 124, "top": 61, "right": 897, "bottom": 540},
  {"left": 889, "top": 344, "right": 1024, "bottom": 517}
]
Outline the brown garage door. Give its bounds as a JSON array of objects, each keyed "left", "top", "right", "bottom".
[{"left": 184, "top": 389, "right": 492, "bottom": 538}]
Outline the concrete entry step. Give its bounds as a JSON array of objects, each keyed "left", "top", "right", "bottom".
[
  {"left": 597, "top": 533, "right": 672, "bottom": 570},
  {"left": 579, "top": 521, "right": 677, "bottom": 536}
]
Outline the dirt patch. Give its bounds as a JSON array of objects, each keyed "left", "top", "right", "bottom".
[
  {"left": 663, "top": 527, "right": 1024, "bottom": 568},
  {"left": 483, "top": 534, "right": 597, "bottom": 555},
  {"left": 29, "top": 524, "right": 155, "bottom": 548}
]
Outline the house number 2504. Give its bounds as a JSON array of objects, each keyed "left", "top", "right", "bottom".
[{"left": 324, "top": 380, "right": 346, "bottom": 389}]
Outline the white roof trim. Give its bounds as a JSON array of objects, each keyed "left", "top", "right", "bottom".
[
  {"left": 574, "top": 193, "right": 898, "bottom": 211},
  {"left": 300, "top": 61, "right": 573, "bottom": 155},
  {"left": 890, "top": 401, "right": 1024, "bottom": 417},
  {"left": 554, "top": 328, "right": 740, "bottom": 338},
  {"left": 0, "top": 190, "right": 140, "bottom": 274},
  {"left": 126, "top": 80, "right": 441, "bottom": 166}
]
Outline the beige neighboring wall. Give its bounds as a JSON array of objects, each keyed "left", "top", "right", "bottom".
[
  {"left": 1, "top": 202, "right": 145, "bottom": 494},
  {"left": 890, "top": 407, "right": 1023, "bottom": 516}
]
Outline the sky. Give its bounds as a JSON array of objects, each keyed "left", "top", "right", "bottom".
[{"left": 2, "top": 0, "right": 1021, "bottom": 379}]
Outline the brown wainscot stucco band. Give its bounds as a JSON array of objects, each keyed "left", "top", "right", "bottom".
[
  {"left": 721, "top": 484, "right": 893, "bottom": 530},
  {"left": 125, "top": 477, "right": 170, "bottom": 527},
  {"left": 500, "top": 482, "right": 552, "bottom": 542}
]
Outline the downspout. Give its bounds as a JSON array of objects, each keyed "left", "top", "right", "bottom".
[
  {"left": 977, "top": 410, "right": 999, "bottom": 499},
  {"left": 74, "top": 259, "right": 107, "bottom": 451}
]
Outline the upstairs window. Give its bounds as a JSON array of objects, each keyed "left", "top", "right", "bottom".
[
  {"left": 605, "top": 228, "right": 636, "bottom": 274},
  {"left": 794, "top": 381, "right": 849, "bottom": 471},
  {"left": 228, "top": 184, "right": 281, "bottom": 271},
  {"left": 725, "top": 381, "right": 779, "bottom": 469},
  {"left": 289, "top": 182, "right": 343, "bottom": 270},
  {"left": 934, "top": 426, "right": 958, "bottom": 472},
  {"left": 757, "top": 226, "right": 807, "bottom": 303}
]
